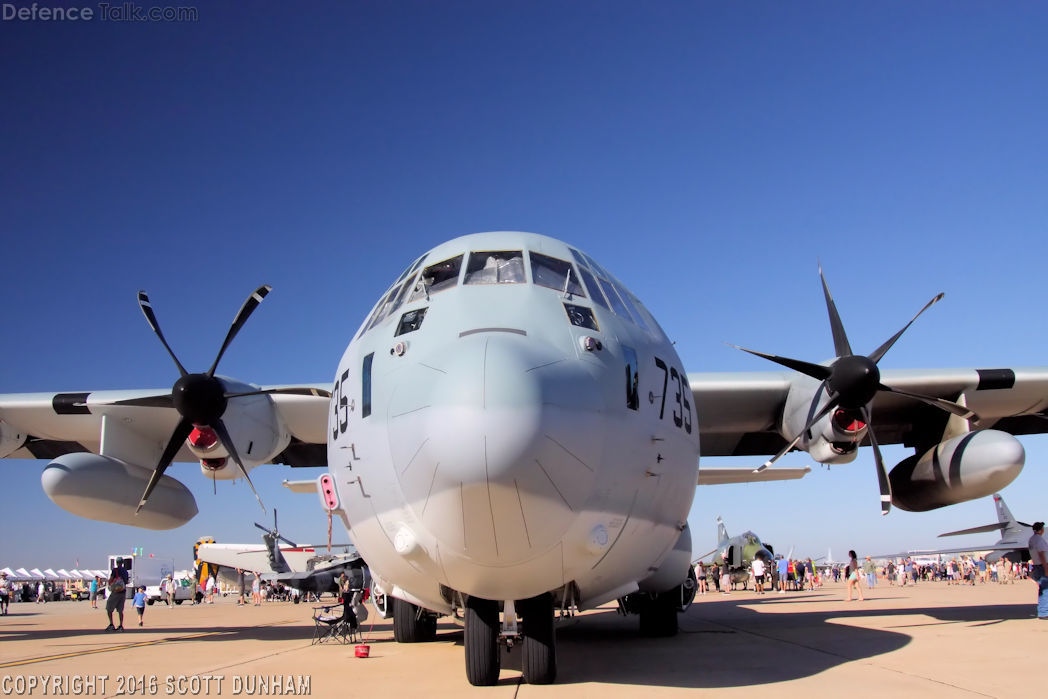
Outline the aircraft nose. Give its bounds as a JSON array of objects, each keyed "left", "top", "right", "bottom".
[{"left": 387, "top": 332, "right": 601, "bottom": 566}]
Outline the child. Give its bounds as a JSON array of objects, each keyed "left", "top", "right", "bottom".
[{"left": 132, "top": 586, "right": 147, "bottom": 626}]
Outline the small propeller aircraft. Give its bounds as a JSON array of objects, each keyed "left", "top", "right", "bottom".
[
  {"left": 2, "top": 231, "right": 1047, "bottom": 685},
  {"left": 195, "top": 510, "right": 369, "bottom": 600}
]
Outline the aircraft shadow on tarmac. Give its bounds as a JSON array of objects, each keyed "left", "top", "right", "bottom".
[
  {"left": 540, "top": 598, "right": 1032, "bottom": 688},
  {"left": 1, "top": 600, "right": 1032, "bottom": 688}
]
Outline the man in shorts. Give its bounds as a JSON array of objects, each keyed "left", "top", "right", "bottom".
[
  {"left": 0, "top": 572, "right": 11, "bottom": 615},
  {"left": 105, "top": 558, "right": 129, "bottom": 631}
]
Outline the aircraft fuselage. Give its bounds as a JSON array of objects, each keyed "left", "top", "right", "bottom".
[{"left": 327, "top": 232, "right": 700, "bottom": 614}]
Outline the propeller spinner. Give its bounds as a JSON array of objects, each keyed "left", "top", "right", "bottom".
[{"left": 733, "top": 267, "right": 979, "bottom": 515}]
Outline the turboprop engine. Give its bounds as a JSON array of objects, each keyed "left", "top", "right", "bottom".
[
  {"left": 889, "top": 430, "right": 1024, "bottom": 511},
  {"left": 42, "top": 453, "right": 198, "bottom": 529}
]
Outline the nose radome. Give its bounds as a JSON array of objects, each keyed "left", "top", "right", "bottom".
[
  {"left": 389, "top": 332, "right": 595, "bottom": 567},
  {"left": 427, "top": 334, "right": 545, "bottom": 484}
]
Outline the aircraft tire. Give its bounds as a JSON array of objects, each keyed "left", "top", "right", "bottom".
[
  {"left": 520, "top": 593, "right": 556, "bottom": 685},
  {"left": 393, "top": 598, "right": 437, "bottom": 642},
  {"left": 464, "top": 597, "right": 500, "bottom": 686},
  {"left": 174, "top": 599, "right": 183, "bottom": 606},
  {"left": 638, "top": 592, "right": 678, "bottom": 637}
]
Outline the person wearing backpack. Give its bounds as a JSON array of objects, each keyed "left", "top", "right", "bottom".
[{"left": 105, "top": 558, "right": 129, "bottom": 631}]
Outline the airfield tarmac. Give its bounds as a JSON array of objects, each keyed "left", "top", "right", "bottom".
[{"left": 0, "top": 580, "right": 1040, "bottom": 698}]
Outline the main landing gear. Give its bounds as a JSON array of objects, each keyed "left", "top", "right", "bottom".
[
  {"left": 464, "top": 594, "right": 557, "bottom": 687},
  {"left": 392, "top": 598, "right": 438, "bottom": 643}
]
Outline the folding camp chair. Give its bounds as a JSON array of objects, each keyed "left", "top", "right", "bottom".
[{"left": 311, "top": 597, "right": 360, "bottom": 645}]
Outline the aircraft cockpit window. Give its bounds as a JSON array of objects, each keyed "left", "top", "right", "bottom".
[
  {"left": 364, "top": 285, "right": 402, "bottom": 332},
  {"left": 569, "top": 248, "right": 589, "bottom": 270},
  {"left": 464, "top": 251, "right": 525, "bottom": 284},
  {"left": 598, "top": 277, "right": 632, "bottom": 319},
  {"left": 615, "top": 284, "right": 649, "bottom": 331},
  {"left": 395, "top": 307, "right": 427, "bottom": 336},
  {"left": 576, "top": 266, "right": 609, "bottom": 309},
  {"left": 531, "top": 252, "right": 584, "bottom": 296},
  {"left": 563, "top": 303, "right": 598, "bottom": 331},
  {"left": 408, "top": 254, "right": 464, "bottom": 302}
]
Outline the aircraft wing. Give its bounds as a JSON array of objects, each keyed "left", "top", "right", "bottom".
[
  {"left": 872, "top": 543, "right": 1025, "bottom": 559},
  {"left": 691, "top": 368, "right": 1048, "bottom": 458},
  {"left": 698, "top": 466, "right": 810, "bottom": 485},
  {"left": 0, "top": 386, "right": 329, "bottom": 467},
  {"left": 939, "top": 523, "right": 1009, "bottom": 537}
]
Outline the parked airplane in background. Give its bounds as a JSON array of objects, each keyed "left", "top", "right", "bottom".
[
  {"left": 876, "top": 493, "right": 1033, "bottom": 563},
  {"left": 696, "top": 517, "right": 775, "bottom": 588},
  {"left": 2, "top": 231, "right": 1048, "bottom": 685},
  {"left": 195, "top": 510, "right": 368, "bottom": 600}
]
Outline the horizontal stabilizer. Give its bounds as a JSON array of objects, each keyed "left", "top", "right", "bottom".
[
  {"left": 281, "top": 479, "right": 317, "bottom": 494},
  {"left": 939, "top": 523, "right": 1007, "bottom": 537},
  {"left": 699, "top": 465, "right": 811, "bottom": 486}
]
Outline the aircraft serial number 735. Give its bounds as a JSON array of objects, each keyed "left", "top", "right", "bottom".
[{"left": 2, "top": 232, "right": 1046, "bottom": 685}]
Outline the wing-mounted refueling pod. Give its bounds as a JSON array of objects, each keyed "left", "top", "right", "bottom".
[{"left": 733, "top": 267, "right": 985, "bottom": 515}]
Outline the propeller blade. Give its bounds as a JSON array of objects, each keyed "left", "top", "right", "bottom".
[
  {"left": 868, "top": 293, "right": 945, "bottom": 364},
  {"left": 754, "top": 395, "right": 840, "bottom": 472},
  {"left": 861, "top": 406, "right": 892, "bottom": 516},
  {"left": 224, "top": 387, "right": 331, "bottom": 399},
  {"left": 877, "top": 383, "right": 979, "bottom": 422},
  {"left": 819, "top": 265, "right": 853, "bottom": 357},
  {"left": 88, "top": 394, "right": 175, "bottom": 408},
  {"left": 136, "top": 418, "right": 193, "bottom": 514},
  {"left": 728, "top": 345, "right": 832, "bottom": 381},
  {"left": 253, "top": 522, "right": 271, "bottom": 535},
  {"left": 138, "top": 291, "right": 188, "bottom": 377},
  {"left": 207, "top": 285, "right": 272, "bottom": 377},
  {"left": 213, "top": 419, "right": 266, "bottom": 513}
]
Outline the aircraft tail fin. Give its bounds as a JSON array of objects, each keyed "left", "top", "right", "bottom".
[
  {"left": 995, "top": 493, "right": 1017, "bottom": 526},
  {"left": 716, "top": 516, "right": 729, "bottom": 546}
]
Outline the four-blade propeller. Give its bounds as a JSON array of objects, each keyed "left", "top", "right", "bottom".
[{"left": 732, "top": 267, "right": 979, "bottom": 516}]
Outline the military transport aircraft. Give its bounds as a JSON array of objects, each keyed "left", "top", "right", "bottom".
[
  {"left": 1, "top": 231, "right": 1047, "bottom": 686},
  {"left": 875, "top": 492, "right": 1034, "bottom": 563}
]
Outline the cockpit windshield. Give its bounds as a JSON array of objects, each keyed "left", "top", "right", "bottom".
[{"left": 464, "top": 251, "right": 525, "bottom": 284}]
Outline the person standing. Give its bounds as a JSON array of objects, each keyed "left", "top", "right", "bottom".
[
  {"left": 1027, "top": 522, "right": 1048, "bottom": 620},
  {"left": 251, "top": 572, "right": 261, "bottom": 606},
  {"left": 776, "top": 556, "right": 788, "bottom": 594},
  {"left": 846, "top": 550, "right": 864, "bottom": 601},
  {"left": 863, "top": 556, "right": 877, "bottom": 589},
  {"left": 695, "top": 562, "right": 707, "bottom": 596},
  {"left": 752, "top": 557, "right": 766, "bottom": 594},
  {"left": 719, "top": 560, "right": 730, "bottom": 596},
  {"left": 237, "top": 569, "right": 247, "bottom": 606},
  {"left": 0, "top": 572, "right": 10, "bottom": 615},
  {"left": 89, "top": 577, "right": 98, "bottom": 609},
  {"left": 105, "top": 558, "right": 129, "bottom": 631},
  {"left": 132, "top": 586, "right": 147, "bottom": 626}
]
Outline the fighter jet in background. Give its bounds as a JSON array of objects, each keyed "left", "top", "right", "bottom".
[{"left": 696, "top": 517, "right": 776, "bottom": 588}]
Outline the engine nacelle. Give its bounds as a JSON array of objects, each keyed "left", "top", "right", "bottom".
[
  {"left": 42, "top": 453, "right": 198, "bottom": 529},
  {"left": 0, "top": 419, "right": 25, "bottom": 458},
  {"left": 782, "top": 382, "right": 866, "bottom": 465},
  {"left": 889, "top": 430, "right": 1024, "bottom": 512},
  {"left": 191, "top": 377, "right": 292, "bottom": 480}
]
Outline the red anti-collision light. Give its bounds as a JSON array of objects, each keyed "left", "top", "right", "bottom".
[{"left": 189, "top": 426, "right": 219, "bottom": 450}]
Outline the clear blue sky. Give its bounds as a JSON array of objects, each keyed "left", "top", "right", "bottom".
[{"left": 1, "top": 1, "right": 1046, "bottom": 570}]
